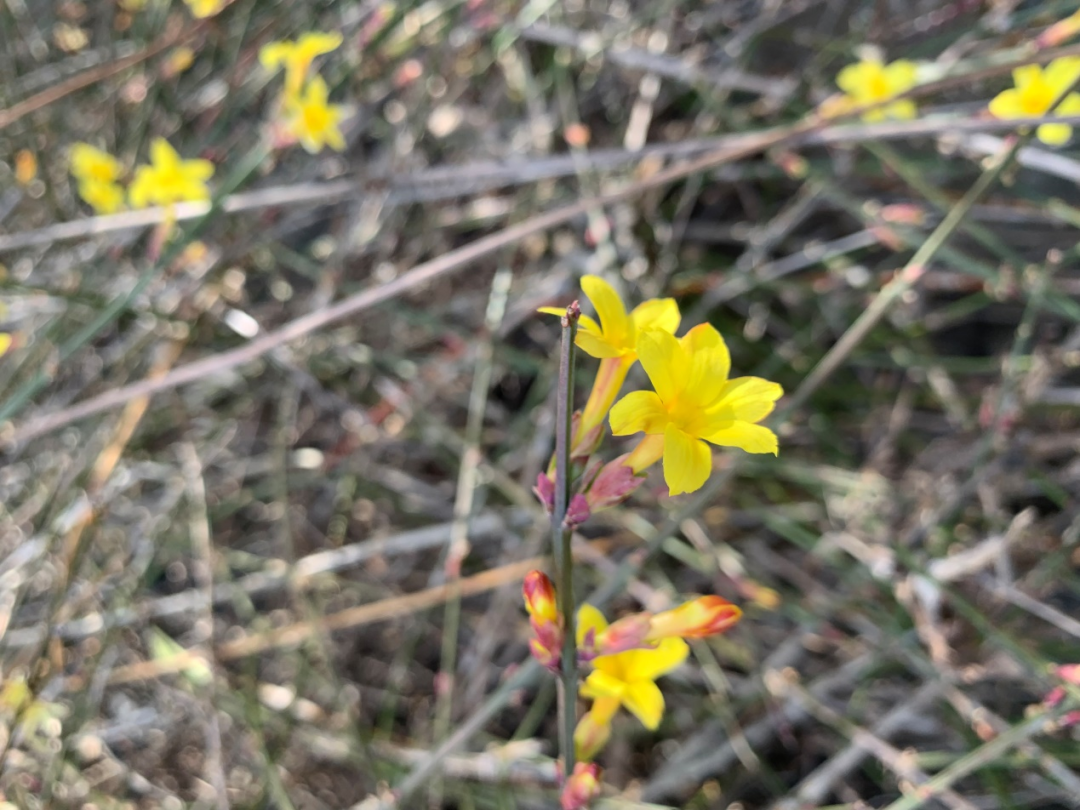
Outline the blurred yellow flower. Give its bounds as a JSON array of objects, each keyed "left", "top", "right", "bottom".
[
  {"left": 260, "top": 31, "right": 343, "bottom": 96},
  {"left": 573, "top": 604, "right": 687, "bottom": 760},
  {"left": 70, "top": 142, "right": 123, "bottom": 185},
  {"left": 184, "top": 0, "right": 227, "bottom": 18},
  {"left": 284, "top": 76, "right": 347, "bottom": 154},
  {"left": 69, "top": 143, "right": 126, "bottom": 214},
  {"left": 0, "top": 334, "right": 12, "bottom": 358},
  {"left": 834, "top": 57, "right": 918, "bottom": 122},
  {"left": 539, "top": 275, "right": 680, "bottom": 443},
  {"left": 129, "top": 138, "right": 214, "bottom": 209},
  {"left": 989, "top": 59, "right": 1080, "bottom": 146},
  {"left": 610, "top": 324, "right": 782, "bottom": 496}
]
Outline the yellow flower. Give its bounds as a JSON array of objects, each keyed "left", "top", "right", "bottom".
[
  {"left": 0, "top": 334, "right": 12, "bottom": 358},
  {"left": 540, "top": 275, "right": 680, "bottom": 443},
  {"left": 260, "top": 31, "right": 343, "bottom": 96},
  {"left": 576, "top": 604, "right": 688, "bottom": 735},
  {"left": 70, "top": 142, "right": 123, "bottom": 185},
  {"left": 78, "top": 179, "right": 126, "bottom": 214},
  {"left": 989, "top": 59, "right": 1080, "bottom": 146},
  {"left": 128, "top": 138, "right": 214, "bottom": 209},
  {"left": 610, "top": 324, "right": 782, "bottom": 496},
  {"left": 834, "top": 57, "right": 918, "bottom": 122},
  {"left": 284, "top": 76, "right": 347, "bottom": 154},
  {"left": 184, "top": 0, "right": 227, "bottom": 18}
]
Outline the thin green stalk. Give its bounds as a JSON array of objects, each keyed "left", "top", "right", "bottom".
[{"left": 553, "top": 302, "right": 580, "bottom": 774}]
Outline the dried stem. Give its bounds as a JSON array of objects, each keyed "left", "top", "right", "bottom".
[{"left": 553, "top": 302, "right": 580, "bottom": 775}]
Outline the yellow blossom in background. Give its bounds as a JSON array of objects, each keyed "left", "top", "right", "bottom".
[
  {"left": 129, "top": 138, "right": 214, "bottom": 209},
  {"left": 0, "top": 334, "right": 12, "bottom": 358},
  {"left": 539, "top": 275, "right": 680, "bottom": 444},
  {"left": 184, "top": 0, "right": 227, "bottom": 18},
  {"left": 610, "top": 324, "right": 783, "bottom": 496},
  {"left": 69, "top": 142, "right": 126, "bottom": 214},
  {"left": 70, "top": 142, "right": 123, "bottom": 185},
  {"left": 260, "top": 31, "right": 343, "bottom": 96},
  {"left": 14, "top": 149, "right": 37, "bottom": 187},
  {"left": 573, "top": 604, "right": 687, "bottom": 760},
  {"left": 78, "top": 179, "right": 126, "bottom": 214},
  {"left": 988, "top": 59, "right": 1080, "bottom": 146},
  {"left": 284, "top": 76, "right": 347, "bottom": 154},
  {"left": 833, "top": 57, "right": 918, "bottom": 121}
]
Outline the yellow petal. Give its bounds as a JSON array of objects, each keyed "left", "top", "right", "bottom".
[
  {"left": 662, "top": 424, "right": 711, "bottom": 496},
  {"left": 715, "top": 377, "right": 783, "bottom": 423},
  {"left": 609, "top": 391, "right": 668, "bottom": 436},
  {"left": 621, "top": 680, "right": 666, "bottom": 730},
  {"left": 1056, "top": 92, "right": 1080, "bottom": 115},
  {"left": 576, "top": 331, "right": 624, "bottom": 359},
  {"left": 1013, "top": 64, "right": 1043, "bottom": 91},
  {"left": 581, "top": 669, "right": 627, "bottom": 701},
  {"left": 620, "top": 637, "right": 689, "bottom": 683},
  {"left": 581, "top": 275, "right": 630, "bottom": 350},
  {"left": 630, "top": 297, "right": 680, "bottom": 336},
  {"left": 705, "top": 421, "right": 779, "bottom": 455},
  {"left": 297, "top": 31, "right": 343, "bottom": 59},
  {"left": 1045, "top": 57, "right": 1080, "bottom": 91},
  {"left": 678, "top": 322, "right": 725, "bottom": 354},
  {"left": 259, "top": 41, "right": 292, "bottom": 70},
  {"left": 0, "top": 333, "right": 12, "bottom": 357},
  {"left": 636, "top": 330, "right": 684, "bottom": 403},
  {"left": 988, "top": 88, "right": 1022, "bottom": 119},
  {"left": 1037, "top": 122, "right": 1073, "bottom": 145},
  {"left": 577, "top": 313, "right": 601, "bottom": 334},
  {"left": 537, "top": 306, "right": 565, "bottom": 317},
  {"left": 683, "top": 345, "right": 732, "bottom": 409},
  {"left": 886, "top": 99, "right": 917, "bottom": 120},
  {"left": 836, "top": 61, "right": 870, "bottom": 95},
  {"left": 183, "top": 158, "right": 215, "bottom": 182},
  {"left": 588, "top": 696, "right": 621, "bottom": 727},
  {"left": 149, "top": 138, "right": 180, "bottom": 169},
  {"left": 577, "top": 603, "right": 609, "bottom": 646},
  {"left": 884, "top": 60, "right": 918, "bottom": 94}
]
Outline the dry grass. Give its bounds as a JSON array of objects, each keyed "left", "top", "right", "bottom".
[{"left": 1, "top": 0, "right": 1080, "bottom": 808}]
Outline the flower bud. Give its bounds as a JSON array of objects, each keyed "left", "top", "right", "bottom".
[
  {"left": 584, "top": 455, "right": 645, "bottom": 511},
  {"left": 595, "top": 612, "right": 652, "bottom": 656},
  {"left": 523, "top": 571, "right": 558, "bottom": 624},
  {"left": 573, "top": 711, "right": 612, "bottom": 763},
  {"left": 646, "top": 595, "right": 742, "bottom": 641},
  {"left": 560, "top": 762, "right": 602, "bottom": 810},
  {"left": 1038, "top": 11, "right": 1080, "bottom": 48}
]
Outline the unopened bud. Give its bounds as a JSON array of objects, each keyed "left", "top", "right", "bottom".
[
  {"left": 1038, "top": 11, "right": 1080, "bottom": 48},
  {"left": 585, "top": 455, "right": 644, "bottom": 511},
  {"left": 561, "top": 762, "right": 602, "bottom": 810},
  {"left": 573, "top": 713, "right": 612, "bottom": 763},
  {"left": 523, "top": 571, "right": 559, "bottom": 625},
  {"left": 595, "top": 612, "right": 652, "bottom": 656},
  {"left": 646, "top": 596, "right": 742, "bottom": 641}
]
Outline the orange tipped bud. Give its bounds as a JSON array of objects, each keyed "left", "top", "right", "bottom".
[
  {"left": 573, "top": 711, "right": 612, "bottom": 762},
  {"left": 646, "top": 596, "right": 742, "bottom": 641},
  {"left": 561, "top": 762, "right": 602, "bottom": 810},
  {"left": 523, "top": 571, "right": 558, "bottom": 625},
  {"left": 1038, "top": 12, "right": 1080, "bottom": 48}
]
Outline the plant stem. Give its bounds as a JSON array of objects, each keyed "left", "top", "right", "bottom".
[{"left": 553, "top": 301, "right": 580, "bottom": 775}]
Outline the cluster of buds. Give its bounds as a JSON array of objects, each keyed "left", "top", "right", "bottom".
[
  {"left": 560, "top": 763, "right": 602, "bottom": 810},
  {"left": 523, "top": 571, "right": 563, "bottom": 672}
]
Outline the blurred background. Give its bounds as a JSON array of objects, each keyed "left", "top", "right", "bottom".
[{"left": 1, "top": 0, "right": 1080, "bottom": 808}]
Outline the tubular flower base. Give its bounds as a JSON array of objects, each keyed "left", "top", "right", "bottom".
[
  {"left": 540, "top": 275, "right": 679, "bottom": 446},
  {"left": 989, "top": 58, "right": 1080, "bottom": 146},
  {"left": 831, "top": 56, "right": 919, "bottom": 121},
  {"left": 609, "top": 323, "right": 783, "bottom": 496},
  {"left": 1039, "top": 11, "right": 1080, "bottom": 48}
]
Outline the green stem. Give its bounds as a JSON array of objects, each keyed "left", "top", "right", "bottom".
[{"left": 553, "top": 301, "right": 580, "bottom": 775}]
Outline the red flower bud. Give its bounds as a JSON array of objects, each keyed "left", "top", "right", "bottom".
[
  {"left": 523, "top": 571, "right": 558, "bottom": 624},
  {"left": 560, "top": 762, "right": 602, "bottom": 810}
]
